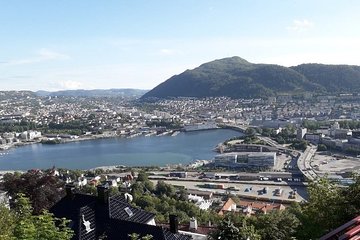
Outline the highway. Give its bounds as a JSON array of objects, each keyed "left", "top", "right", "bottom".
[
  {"left": 297, "top": 145, "right": 318, "bottom": 181},
  {"left": 260, "top": 136, "right": 318, "bottom": 181},
  {"left": 222, "top": 124, "right": 319, "bottom": 182}
]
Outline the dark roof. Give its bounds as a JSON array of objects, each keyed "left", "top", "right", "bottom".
[
  {"left": 108, "top": 219, "right": 191, "bottom": 240},
  {"left": 50, "top": 194, "right": 96, "bottom": 221},
  {"left": 160, "top": 223, "right": 215, "bottom": 236},
  {"left": 109, "top": 195, "right": 155, "bottom": 224},
  {"left": 50, "top": 189, "right": 192, "bottom": 240}
]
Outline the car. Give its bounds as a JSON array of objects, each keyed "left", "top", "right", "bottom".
[{"left": 227, "top": 186, "right": 239, "bottom": 191}]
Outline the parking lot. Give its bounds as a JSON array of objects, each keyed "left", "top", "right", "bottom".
[
  {"left": 151, "top": 179, "right": 308, "bottom": 202},
  {"left": 312, "top": 152, "right": 360, "bottom": 174}
]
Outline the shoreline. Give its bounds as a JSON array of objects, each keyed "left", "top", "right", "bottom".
[
  {"left": 0, "top": 128, "right": 238, "bottom": 172},
  {"left": 0, "top": 127, "right": 239, "bottom": 152},
  {"left": 0, "top": 131, "right": 127, "bottom": 152}
]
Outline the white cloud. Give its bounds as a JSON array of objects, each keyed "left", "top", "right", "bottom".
[
  {"left": 2, "top": 48, "right": 69, "bottom": 66},
  {"left": 38, "top": 48, "right": 69, "bottom": 60},
  {"left": 58, "top": 80, "right": 83, "bottom": 89},
  {"left": 287, "top": 19, "right": 314, "bottom": 32},
  {"left": 159, "top": 48, "right": 182, "bottom": 56}
]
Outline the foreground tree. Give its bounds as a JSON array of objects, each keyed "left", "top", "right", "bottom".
[
  {"left": 0, "top": 204, "right": 15, "bottom": 240},
  {"left": 252, "top": 210, "right": 300, "bottom": 240},
  {"left": 0, "top": 194, "right": 73, "bottom": 240},
  {"left": 208, "top": 217, "right": 261, "bottom": 240},
  {"left": 2, "top": 170, "right": 65, "bottom": 214}
]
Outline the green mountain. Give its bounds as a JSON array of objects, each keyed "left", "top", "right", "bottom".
[
  {"left": 291, "top": 64, "right": 360, "bottom": 92},
  {"left": 142, "top": 57, "right": 360, "bottom": 99}
]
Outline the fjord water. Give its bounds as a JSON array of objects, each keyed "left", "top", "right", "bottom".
[{"left": 0, "top": 129, "right": 241, "bottom": 170}]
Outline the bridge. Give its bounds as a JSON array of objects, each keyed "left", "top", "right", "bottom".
[{"left": 220, "top": 123, "right": 248, "bottom": 133}]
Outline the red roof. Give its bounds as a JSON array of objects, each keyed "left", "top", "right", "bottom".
[{"left": 320, "top": 216, "right": 360, "bottom": 240}]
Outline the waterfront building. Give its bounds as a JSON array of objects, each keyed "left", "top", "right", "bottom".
[{"left": 214, "top": 152, "right": 276, "bottom": 168}]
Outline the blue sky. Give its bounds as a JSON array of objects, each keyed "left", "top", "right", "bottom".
[{"left": 1, "top": 0, "right": 360, "bottom": 91}]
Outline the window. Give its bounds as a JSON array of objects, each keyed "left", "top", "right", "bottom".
[{"left": 124, "top": 207, "right": 134, "bottom": 217}]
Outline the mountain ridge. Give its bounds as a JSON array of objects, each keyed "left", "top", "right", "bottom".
[
  {"left": 142, "top": 56, "right": 360, "bottom": 99},
  {"left": 35, "top": 88, "right": 148, "bottom": 98}
]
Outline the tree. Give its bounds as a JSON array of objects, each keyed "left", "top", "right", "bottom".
[
  {"left": 245, "top": 128, "right": 257, "bottom": 137},
  {"left": 252, "top": 210, "right": 299, "bottom": 240},
  {"left": 2, "top": 171, "right": 65, "bottom": 214},
  {"left": 239, "top": 220, "right": 261, "bottom": 240},
  {"left": 208, "top": 217, "right": 241, "bottom": 240},
  {"left": 290, "top": 178, "right": 349, "bottom": 240},
  {"left": 208, "top": 217, "right": 260, "bottom": 240},
  {"left": 137, "top": 171, "right": 149, "bottom": 182},
  {"left": 344, "top": 174, "right": 360, "bottom": 216},
  {"left": 0, "top": 204, "right": 15, "bottom": 240},
  {"left": 155, "top": 181, "right": 175, "bottom": 197},
  {"left": 317, "top": 144, "right": 327, "bottom": 151},
  {"left": 7, "top": 194, "right": 74, "bottom": 240}
]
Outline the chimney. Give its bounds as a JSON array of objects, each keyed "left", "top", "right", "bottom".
[
  {"left": 169, "top": 214, "right": 178, "bottom": 234},
  {"left": 65, "top": 183, "right": 75, "bottom": 199},
  {"left": 97, "top": 183, "right": 110, "bottom": 204},
  {"left": 189, "top": 217, "right": 198, "bottom": 230}
]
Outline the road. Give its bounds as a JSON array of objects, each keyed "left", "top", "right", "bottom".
[
  {"left": 256, "top": 136, "right": 319, "bottom": 181},
  {"left": 297, "top": 145, "right": 318, "bottom": 181},
  {"left": 222, "top": 124, "right": 319, "bottom": 182}
]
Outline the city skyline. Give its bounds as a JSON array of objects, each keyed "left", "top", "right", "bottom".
[{"left": 1, "top": 0, "right": 360, "bottom": 91}]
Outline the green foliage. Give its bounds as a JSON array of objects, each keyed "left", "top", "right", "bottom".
[
  {"left": 129, "top": 233, "right": 153, "bottom": 240},
  {"left": 245, "top": 128, "right": 257, "bottom": 136},
  {"left": 155, "top": 180, "right": 176, "bottom": 197},
  {"left": 290, "top": 140, "right": 308, "bottom": 150},
  {"left": 0, "top": 120, "right": 37, "bottom": 134},
  {"left": 252, "top": 210, "right": 300, "bottom": 240},
  {"left": 261, "top": 127, "right": 276, "bottom": 137},
  {"left": 2, "top": 171, "right": 65, "bottom": 214},
  {"left": 317, "top": 144, "right": 327, "bottom": 151},
  {"left": 81, "top": 185, "right": 97, "bottom": 195},
  {"left": 208, "top": 217, "right": 261, "bottom": 240},
  {"left": 136, "top": 171, "right": 149, "bottom": 182},
  {"left": 292, "top": 63, "right": 360, "bottom": 93},
  {"left": 339, "top": 120, "right": 360, "bottom": 129},
  {"left": 0, "top": 204, "right": 15, "bottom": 240},
  {"left": 211, "top": 175, "right": 360, "bottom": 240},
  {"left": 146, "top": 119, "right": 181, "bottom": 129},
  {"left": 132, "top": 175, "right": 219, "bottom": 225},
  {"left": 1, "top": 194, "right": 73, "bottom": 240},
  {"left": 289, "top": 177, "right": 359, "bottom": 240},
  {"left": 302, "top": 120, "right": 323, "bottom": 130}
]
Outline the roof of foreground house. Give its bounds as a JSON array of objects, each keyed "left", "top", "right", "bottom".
[
  {"left": 50, "top": 185, "right": 192, "bottom": 240},
  {"left": 320, "top": 215, "right": 360, "bottom": 240}
]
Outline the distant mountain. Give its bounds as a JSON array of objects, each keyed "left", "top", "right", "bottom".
[
  {"left": 142, "top": 57, "right": 360, "bottom": 99},
  {"left": 36, "top": 89, "right": 148, "bottom": 98},
  {"left": 291, "top": 64, "right": 360, "bottom": 92}
]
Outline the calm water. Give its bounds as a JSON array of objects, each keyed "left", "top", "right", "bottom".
[{"left": 0, "top": 129, "right": 241, "bottom": 170}]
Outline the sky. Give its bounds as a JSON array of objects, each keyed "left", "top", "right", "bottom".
[{"left": 1, "top": 0, "right": 360, "bottom": 91}]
